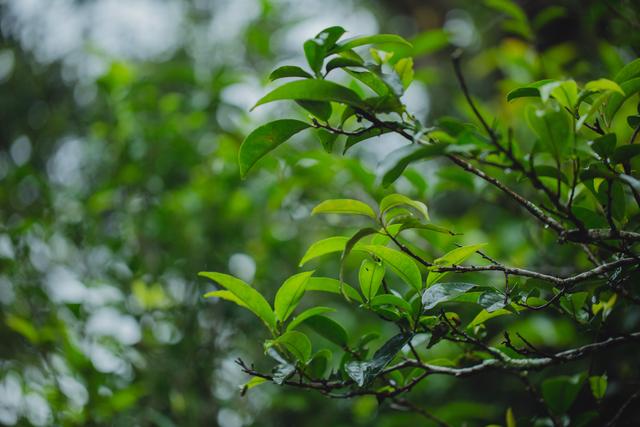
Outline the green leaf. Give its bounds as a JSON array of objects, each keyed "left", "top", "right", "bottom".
[
  {"left": 325, "top": 57, "right": 365, "bottom": 74},
  {"left": 252, "top": 80, "right": 366, "bottom": 110},
  {"left": 422, "top": 282, "right": 475, "bottom": 310},
  {"left": 203, "top": 290, "right": 249, "bottom": 309},
  {"left": 359, "top": 259, "right": 385, "bottom": 301},
  {"left": 542, "top": 374, "right": 586, "bottom": 414},
  {"left": 238, "top": 119, "right": 311, "bottom": 178},
  {"left": 344, "top": 127, "right": 392, "bottom": 153},
  {"left": 605, "top": 77, "right": 640, "bottom": 121},
  {"left": 304, "top": 26, "right": 347, "bottom": 75},
  {"left": 300, "top": 236, "right": 350, "bottom": 266},
  {"left": 274, "top": 271, "right": 314, "bottom": 322},
  {"left": 610, "top": 144, "right": 640, "bottom": 164},
  {"left": 311, "top": 199, "right": 377, "bottom": 219},
  {"left": 345, "top": 333, "right": 412, "bottom": 387},
  {"left": 345, "top": 69, "right": 390, "bottom": 96},
  {"left": 628, "top": 115, "right": 640, "bottom": 129},
  {"left": 370, "top": 294, "right": 413, "bottom": 314},
  {"left": 286, "top": 307, "right": 336, "bottom": 332},
  {"left": 315, "top": 129, "right": 338, "bottom": 152},
  {"left": 275, "top": 331, "right": 312, "bottom": 363},
  {"left": 240, "top": 377, "right": 268, "bottom": 396},
  {"left": 478, "top": 290, "right": 507, "bottom": 312},
  {"left": 330, "top": 34, "right": 412, "bottom": 54},
  {"left": 505, "top": 407, "right": 516, "bottom": 427},
  {"left": 269, "top": 65, "right": 312, "bottom": 81},
  {"left": 199, "top": 272, "right": 276, "bottom": 331},
  {"left": 526, "top": 105, "right": 572, "bottom": 158},
  {"left": 613, "top": 58, "right": 640, "bottom": 83},
  {"left": 467, "top": 307, "right": 515, "bottom": 329},
  {"left": 361, "top": 245, "right": 423, "bottom": 290},
  {"left": 590, "top": 133, "right": 617, "bottom": 158},
  {"left": 506, "top": 79, "right": 556, "bottom": 102},
  {"left": 394, "top": 58, "right": 414, "bottom": 89},
  {"left": 585, "top": 78, "right": 624, "bottom": 95},
  {"left": 380, "top": 193, "right": 429, "bottom": 221},
  {"left": 540, "top": 80, "right": 578, "bottom": 111},
  {"left": 307, "top": 349, "right": 332, "bottom": 378},
  {"left": 305, "top": 277, "right": 363, "bottom": 303},
  {"left": 303, "top": 315, "right": 348, "bottom": 347},
  {"left": 381, "top": 143, "right": 450, "bottom": 187},
  {"left": 427, "top": 243, "right": 487, "bottom": 286},
  {"left": 296, "top": 100, "right": 332, "bottom": 121},
  {"left": 589, "top": 374, "right": 607, "bottom": 400}
]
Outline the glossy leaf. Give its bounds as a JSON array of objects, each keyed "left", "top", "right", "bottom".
[
  {"left": 203, "top": 290, "right": 249, "bottom": 309},
  {"left": 345, "top": 333, "right": 412, "bottom": 387},
  {"left": 584, "top": 78, "right": 624, "bottom": 94},
  {"left": 238, "top": 119, "right": 311, "bottom": 177},
  {"left": 370, "top": 294, "right": 413, "bottom": 314},
  {"left": 299, "top": 236, "right": 350, "bottom": 266},
  {"left": 422, "top": 282, "right": 475, "bottom": 310},
  {"left": 311, "top": 199, "right": 377, "bottom": 219},
  {"left": 506, "top": 79, "right": 555, "bottom": 101},
  {"left": 361, "top": 245, "right": 422, "bottom": 290},
  {"left": 274, "top": 271, "right": 314, "bottom": 322},
  {"left": 589, "top": 374, "right": 607, "bottom": 400},
  {"left": 330, "top": 34, "right": 412, "bottom": 54},
  {"left": 379, "top": 193, "right": 429, "bottom": 221},
  {"left": 303, "top": 315, "right": 348, "bottom": 347},
  {"left": 358, "top": 259, "right": 385, "bottom": 301},
  {"left": 252, "top": 80, "right": 367, "bottom": 110},
  {"left": 305, "top": 277, "right": 363, "bottom": 303},
  {"left": 287, "top": 307, "right": 336, "bottom": 332},
  {"left": 275, "top": 331, "right": 313, "bottom": 363},
  {"left": 269, "top": 65, "right": 312, "bottom": 81},
  {"left": 325, "top": 57, "right": 364, "bottom": 73},
  {"left": 199, "top": 272, "right": 276, "bottom": 331},
  {"left": 427, "top": 243, "right": 487, "bottom": 286}
]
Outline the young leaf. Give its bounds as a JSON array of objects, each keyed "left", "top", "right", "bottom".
[
  {"left": 506, "top": 79, "right": 556, "bottom": 102},
  {"left": 344, "top": 127, "right": 392, "bottom": 153},
  {"left": 427, "top": 243, "right": 487, "bottom": 286},
  {"left": 275, "top": 331, "right": 313, "bottom": 363},
  {"left": 303, "top": 315, "right": 348, "bottom": 347},
  {"left": 269, "top": 65, "right": 313, "bottom": 81},
  {"left": 300, "top": 236, "right": 350, "bottom": 266},
  {"left": 584, "top": 78, "right": 624, "bottom": 95},
  {"left": 203, "top": 290, "right": 249, "bottom": 309},
  {"left": 311, "top": 199, "right": 377, "bottom": 219},
  {"left": 422, "top": 282, "right": 475, "bottom": 310},
  {"left": 286, "top": 307, "right": 336, "bottom": 332},
  {"left": 345, "top": 333, "right": 412, "bottom": 387},
  {"left": 240, "top": 377, "right": 268, "bottom": 396},
  {"left": 238, "top": 119, "right": 311, "bottom": 178},
  {"left": 379, "top": 193, "right": 429, "bottom": 221},
  {"left": 370, "top": 294, "right": 413, "bottom": 314},
  {"left": 252, "top": 80, "right": 367, "bottom": 110},
  {"left": 359, "top": 259, "right": 385, "bottom": 301},
  {"left": 305, "top": 277, "right": 363, "bottom": 303},
  {"left": 589, "top": 374, "right": 607, "bottom": 400},
  {"left": 330, "top": 34, "right": 412, "bottom": 54},
  {"left": 325, "top": 57, "right": 365, "bottom": 74},
  {"left": 361, "top": 245, "right": 422, "bottom": 290},
  {"left": 199, "top": 272, "right": 276, "bottom": 331},
  {"left": 274, "top": 271, "right": 314, "bottom": 323}
]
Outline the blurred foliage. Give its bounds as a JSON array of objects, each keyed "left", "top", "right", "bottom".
[{"left": 1, "top": 0, "right": 639, "bottom": 426}]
